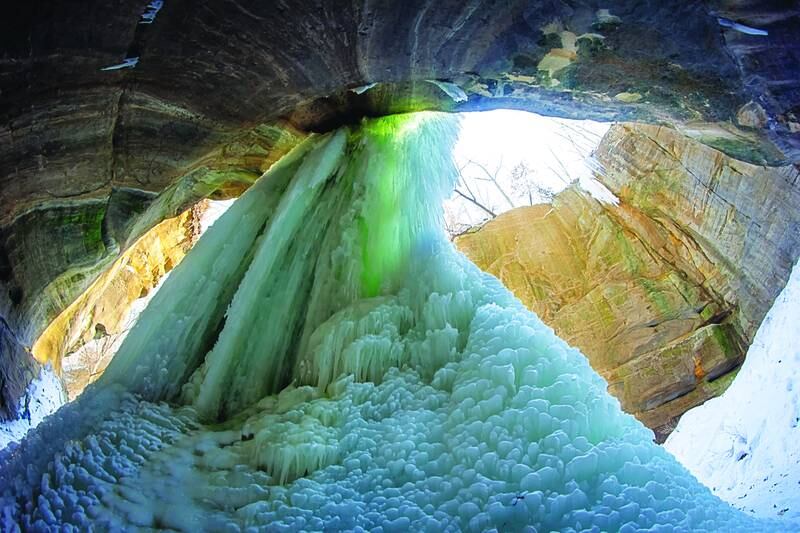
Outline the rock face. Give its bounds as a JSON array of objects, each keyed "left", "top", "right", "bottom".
[
  {"left": 31, "top": 204, "right": 205, "bottom": 399},
  {"left": 456, "top": 123, "right": 800, "bottom": 440},
  {"left": 709, "top": 1, "right": 800, "bottom": 160},
  {"left": 0, "top": 321, "right": 38, "bottom": 421}
]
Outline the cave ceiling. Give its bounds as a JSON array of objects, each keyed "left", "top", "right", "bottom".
[{"left": 3, "top": 1, "right": 799, "bottom": 219}]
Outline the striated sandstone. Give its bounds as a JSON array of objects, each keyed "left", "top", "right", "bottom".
[
  {"left": 456, "top": 123, "right": 800, "bottom": 440},
  {"left": 31, "top": 205, "right": 204, "bottom": 398}
]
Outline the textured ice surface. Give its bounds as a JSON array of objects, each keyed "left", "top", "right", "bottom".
[
  {"left": 666, "top": 258, "right": 800, "bottom": 521},
  {"left": 0, "top": 113, "right": 786, "bottom": 531}
]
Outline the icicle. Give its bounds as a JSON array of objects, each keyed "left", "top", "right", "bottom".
[
  {"left": 427, "top": 80, "right": 469, "bottom": 103},
  {"left": 717, "top": 17, "right": 769, "bottom": 36},
  {"left": 189, "top": 130, "right": 347, "bottom": 419},
  {"left": 100, "top": 133, "right": 326, "bottom": 401}
]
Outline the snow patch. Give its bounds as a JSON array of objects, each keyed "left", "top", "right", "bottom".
[
  {"left": 665, "top": 258, "right": 800, "bottom": 521},
  {"left": 100, "top": 57, "right": 139, "bottom": 71},
  {"left": 0, "top": 367, "right": 65, "bottom": 451},
  {"left": 199, "top": 199, "right": 235, "bottom": 233},
  {"left": 579, "top": 176, "right": 620, "bottom": 206}
]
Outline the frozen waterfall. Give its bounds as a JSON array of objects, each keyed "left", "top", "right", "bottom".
[{"left": 0, "top": 112, "right": 784, "bottom": 531}]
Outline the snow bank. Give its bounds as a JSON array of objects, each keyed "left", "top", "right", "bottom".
[
  {"left": 666, "top": 258, "right": 800, "bottom": 521},
  {"left": 0, "top": 112, "right": 785, "bottom": 531},
  {"left": 199, "top": 199, "right": 234, "bottom": 233},
  {"left": 0, "top": 368, "right": 65, "bottom": 451}
]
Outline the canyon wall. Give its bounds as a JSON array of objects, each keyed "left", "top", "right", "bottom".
[
  {"left": 30, "top": 204, "right": 207, "bottom": 399},
  {"left": 456, "top": 123, "right": 800, "bottom": 440}
]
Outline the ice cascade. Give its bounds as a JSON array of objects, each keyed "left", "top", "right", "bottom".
[{"left": 0, "top": 113, "right": 783, "bottom": 531}]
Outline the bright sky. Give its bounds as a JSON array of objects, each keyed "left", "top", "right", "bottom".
[
  {"left": 199, "top": 110, "right": 616, "bottom": 239},
  {"left": 445, "top": 110, "right": 615, "bottom": 236}
]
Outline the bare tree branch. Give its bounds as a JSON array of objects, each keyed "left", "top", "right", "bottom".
[
  {"left": 557, "top": 121, "right": 602, "bottom": 146},
  {"left": 459, "top": 174, "right": 480, "bottom": 201},
  {"left": 464, "top": 159, "right": 515, "bottom": 209},
  {"left": 453, "top": 188, "right": 497, "bottom": 218},
  {"left": 547, "top": 147, "right": 574, "bottom": 185}
]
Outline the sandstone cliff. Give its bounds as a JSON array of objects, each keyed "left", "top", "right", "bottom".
[
  {"left": 456, "top": 123, "right": 800, "bottom": 440},
  {"left": 30, "top": 204, "right": 205, "bottom": 398}
]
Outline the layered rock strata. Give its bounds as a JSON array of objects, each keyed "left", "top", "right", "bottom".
[
  {"left": 456, "top": 123, "right": 800, "bottom": 440},
  {"left": 31, "top": 204, "right": 206, "bottom": 399}
]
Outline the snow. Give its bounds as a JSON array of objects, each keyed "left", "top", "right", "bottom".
[
  {"left": 0, "top": 112, "right": 789, "bottom": 530},
  {"left": 0, "top": 367, "right": 65, "bottom": 451},
  {"left": 577, "top": 176, "right": 620, "bottom": 206},
  {"left": 665, "top": 258, "right": 800, "bottom": 521},
  {"left": 100, "top": 57, "right": 139, "bottom": 71},
  {"left": 199, "top": 198, "right": 234, "bottom": 233}
]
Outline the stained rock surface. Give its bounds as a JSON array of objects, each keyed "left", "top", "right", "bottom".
[
  {"left": 31, "top": 204, "right": 206, "bottom": 399},
  {"left": 456, "top": 123, "right": 800, "bottom": 439}
]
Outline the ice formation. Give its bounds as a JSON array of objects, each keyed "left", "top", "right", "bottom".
[
  {"left": 100, "top": 57, "right": 139, "bottom": 71},
  {"left": 427, "top": 80, "right": 469, "bottom": 103},
  {"left": 666, "top": 258, "right": 800, "bottom": 521},
  {"left": 350, "top": 82, "right": 378, "bottom": 95},
  {"left": 0, "top": 112, "right": 786, "bottom": 531},
  {"left": 716, "top": 17, "right": 769, "bottom": 36},
  {"left": 140, "top": 0, "right": 164, "bottom": 25}
]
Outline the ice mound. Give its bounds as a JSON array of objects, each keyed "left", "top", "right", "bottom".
[{"left": 0, "top": 112, "right": 785, "bottom": 531}]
